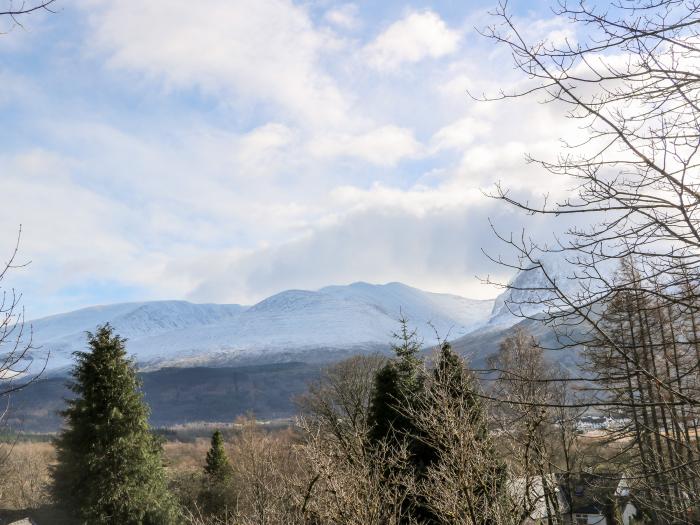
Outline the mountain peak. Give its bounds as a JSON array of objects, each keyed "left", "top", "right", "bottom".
[{"left": 489, "top": 251, "right": 615, "bottom": 325}]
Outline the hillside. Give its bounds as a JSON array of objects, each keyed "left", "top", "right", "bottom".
[
  {"left": 9, "top": 272, "right": 597, "bottom": 430},
  {"left": 8, "top": 362, "right": 322, "bottom": 432},
  {"left": 449, "top": 316, "right": 584, "bottom": 373},
  {"left": 25, "top": 282, "right": 494, "bottom": 374}
]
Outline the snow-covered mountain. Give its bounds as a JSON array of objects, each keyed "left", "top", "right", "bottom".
[
  {"left": 26, "top": 282, "right": 495, "bottom": 373},
  {"left": 488, "top": 252, "right": 614, "bottom": 326},
  {"left": 489, "top": 256, "right": 570, "bottom": 326}
]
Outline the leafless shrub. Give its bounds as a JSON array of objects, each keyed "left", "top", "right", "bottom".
[
  {"left": 0, "top": 441, "right": 54, "bottom": 510},
  {"left": 296, "top": 415, "right": 417, "bottom": 525},
  {"left": 226, "top": 417, "right": 304, "bottom": 525}
]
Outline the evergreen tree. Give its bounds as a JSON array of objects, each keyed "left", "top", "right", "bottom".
[
  {"left": 429, "top": 343, "right": 507, "bottom": 523},
  {"left": 204, "top": 430, "right": 232, "bottom": 482},
  {"left": 432, "top": 342, "right": 501, "bottom": 457},
  {"left": 51, "top": 324, "right": 178, "bottom": 525},
  {"left": 433, "top": 342, "right": 487, "bottom": 438},
  {"left": 367, "top": 363, "right": 404, "bottom": 443},
  {"left": 369, "top": 335, "right": 508, "bottom": 524},
  {"left": 367, "top": 317, "right": 424, "bottom": 445},
  {"left": 199, "top": 429, "right": 235, "bottom": 517},
  {"left": 367, "top": 319, "right": 439, "bottom": 523}
]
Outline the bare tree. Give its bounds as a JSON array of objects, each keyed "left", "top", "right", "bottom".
[
  {"left": 297, "top": 415, "right": 417, "bottom": 525},
  {"left": 0, "top": 441, "right": 54, "bottom": 510},
  {"left": 0, "top": 228, "right": 42, "bottom": 429},
  {"left": 403, "top": 346, "right": 519, "bottom": 525},
  {"left": 0, "top": 0, "right": 57, "bottom": 32},
  {"left": 579, "top": 259, "right": 700, "bottom": 523},
  {"left": 486, "top": 329, "right": 586, "bottom": 524},
  {"left": 481, "top": 0, "right": 700, "bottom": 277},
  {"left": 479, "top": 0, "right": 700, "bottom": 351},
  {"left": 224, "top": 417, "right": 305, "bottom": 525},
  {"left": 478, "top": 0, "right": 700, "bottom": 521},
  {"left": 296, "top": 354, "right": 385, "bottom": 455}
]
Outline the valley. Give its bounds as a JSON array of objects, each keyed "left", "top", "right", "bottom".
[{"left": 10, "top": 272, "right": 585, "bottom": 431}]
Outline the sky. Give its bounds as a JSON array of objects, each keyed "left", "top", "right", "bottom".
[{"left": 0, "top": 0, "right": 583, "bottom": 319}]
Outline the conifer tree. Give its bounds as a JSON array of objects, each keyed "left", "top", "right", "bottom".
[
  {"left": 367, "top": 319, "right": 439, "bottom": 523},
  {"left": 434, "top": 343, "right": 503, "bottom": 478},
  {"left": 418, "top": 343, "right": 508, "bottom": 524},
  {"left": 367, "top": 317, "right": 424, "bottom": 445},
  {"left": 51, "top": 324, "right": 178, "bottom": 525},
  {"left": 199, "top": 429, "right": 235, "bottom": 517},
  {"left": 433, "top": 342, "right": 487, "bottom": 438},
  {"left": 204, "top": 430, "right": 232, "bottom": 482}
]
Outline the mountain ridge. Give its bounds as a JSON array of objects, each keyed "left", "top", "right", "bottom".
[
  {"left": 12, "top": 273, "right": 594, "bottom": 431},
  {"left": 25, "top": 281, "right": 496, "bottom": 374}
]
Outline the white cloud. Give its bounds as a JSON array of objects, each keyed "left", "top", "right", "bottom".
[
  {"left": 180, "top": 192, "right": 574, "bottom": 305},
  {"left": 0, "top": 3, "right": 600, "bottom": 317},
  {"left": 0, "top": 150, "right": 142, "bottom": 290},
  {"left": 364, "top": 11, "right": 461, "bottom": 71},
  {"left": 309, "top": 125, "right": 422, "bottom": 166},
  {"left": 324, "top": 4, "right": 360, "bottom": 30},
  {"left": 430, "top": 117, "right": 491, "bottom": 153},
  {"left": 85, "top": 0, "right": 350, "bottom": 126},
  {"left": 183, "top": 202, "right": 512, "bottom": 304},
  {"left": 330, "top": 183, "right": 482, "bottom": 213}
]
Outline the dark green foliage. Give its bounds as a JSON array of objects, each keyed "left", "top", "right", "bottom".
[
  {"left": 51, "top": 324, "right": 178, "bottom": 525},
  {"left": 10, "top": 362, "right": 323, "bottom": 432},
  {"left": 367, "top": 363, "right": 404, "bottom": 444},
  {"left": 199, "top": 430, "right": 235, "bottom": 517},
  {"left": 433, "top": 342, "right": 487, "bottom": 439},
  {"left": 366, "top": 320, "right": 438, "bottom": 523},
  {"left": 434, "top": 341, "right": 463, "bottom": 384},
  {"left": 367, "top": 318, "right": 425, "bottom": 445},
  {"left": 368, "top": 328, "right": 508, "bottom": 524},
  {"left": 392, "top": 318, "right": 424, "bottom": 392},
  {"left": 204, "top": 430, "right": 232, "bottom": 482},
  {"left": 433, "top": 341, "right": 499, "bottom": 445}
]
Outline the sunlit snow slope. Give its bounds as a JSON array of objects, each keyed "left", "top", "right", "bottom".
[{"left": 27, "top": 282, "right": 495, "bottom": 373}]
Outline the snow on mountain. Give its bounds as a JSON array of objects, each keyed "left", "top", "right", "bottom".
[
  {"left": 26, "top": 282, "right": 495, "bottom": 373},
  {"left": 26, "top": 301, "right": 246, "bottom": 372},
  {"left": 30, "top": 301, "right": 246, "bottom": 341},
  {"left": 488, "top": 252, "right": 615, "bottom": 326}
]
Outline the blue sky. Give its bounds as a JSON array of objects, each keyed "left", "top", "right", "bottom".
[{"left": 0, "top": 0, "right": 577, "bottom": 318}]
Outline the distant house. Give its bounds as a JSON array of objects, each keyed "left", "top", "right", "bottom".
[
  {"left": 575, "top": 415, "right": 632, "bottom": 432},
  {"left": 576, "top": 416, "right": 608, "bottom": 431},
  {"left": 512, "top": 473, "right": 638, "bottom": 525},
  {"left": 560, "top": 473, "right": 638, "bottom": 525}
]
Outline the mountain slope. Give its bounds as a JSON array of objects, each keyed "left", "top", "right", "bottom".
[
  {"left": 14, "top": 269, "right": 596, "bottom": 430},
  {"left": 27, "top": 282, "right": 494, "bottom": 373},
  {"left": 450, "top": 316, "right": 585, "bottom": 374},
  {"left": 488, "top": 252, "right": 617, "bottom": 327}
]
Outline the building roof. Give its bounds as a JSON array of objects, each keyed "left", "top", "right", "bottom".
[{"left": 558, "top": 472, "right": 624, "bottom": 516}]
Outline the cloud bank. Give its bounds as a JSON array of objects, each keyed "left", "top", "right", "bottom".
[{"left": 0, "top": 1, "right": 584, "bottom": 317}]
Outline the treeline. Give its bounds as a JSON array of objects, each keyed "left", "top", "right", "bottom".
[
  {"left": 583, "top": 260, "right": 700, "bottom": 523},
  {"left": 50, "top": 323, "right": 518, "bottom": 524},
  {"left": 43, "top": 316, "right": 657, "bottom": 525}
]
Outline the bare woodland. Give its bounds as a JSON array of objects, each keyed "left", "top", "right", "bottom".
[{"left": 478, "top": 0, "right": 700, "bottom": 522}]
